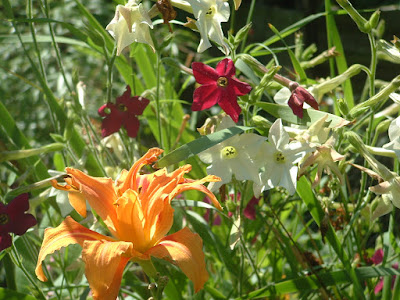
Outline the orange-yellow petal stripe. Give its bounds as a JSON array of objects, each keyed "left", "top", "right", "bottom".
[
  {"left": 82, "top": 240, "right": 134, "bottom": 300},
  {"left": 146, "top": 227, "right": 209, "bottom": 293},
  {"left": 35, "top": 216, "right": 112, "bottom": 282}
]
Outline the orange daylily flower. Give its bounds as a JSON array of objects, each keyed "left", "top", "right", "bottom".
[{"left": 36, "top": 148, "right": 221, "bottom": 300}]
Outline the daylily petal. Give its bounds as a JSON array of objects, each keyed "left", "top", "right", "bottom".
[
  {"left": 117, "top": 148, "right": 163, "bottom": 195},
  {"left": 66, "top": 168, "right": 119, "bottom": 235},
  {"left": 192, "top": 84, "right": 220, "bottom": 111},
  {"left": 35, "top": 216, "right": 111, "bottom": 282},
  {"left": 192, "top": 62, "right": 219, "bottom": 83},
  {"left": 169, "top": 175, "right": 222, "bottom": 210},
  {"left": 82, "top": 240, "right": 134, "bottom": 300},
  {"left": 51, "top": 179, "right": 87, "bottom": 217},
  {"left": 146, "top": 227, "right": 208, "bottom": 293}
]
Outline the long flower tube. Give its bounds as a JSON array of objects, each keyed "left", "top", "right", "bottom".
[{"left": 35, "top": 148, "right": 221, "bottom": 300}]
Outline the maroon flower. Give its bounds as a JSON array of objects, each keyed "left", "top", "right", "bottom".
[
  {"left": 191, "top": 58, "right": 252, "bottom": 123},
  {"left": 288, "top": 84, "right": 319, "bottom": 119},
  {"left": 243, "top": 197, "right": 260, "bottom": 220},
  {"left": 98, "top": 86, "right": 150, "bottom": 138},
  {"left": 0, "top": 193, "right": 37, "bottom": 251},
  {"left": 371, "top": 248, "right": 398, "bottom": 294}
]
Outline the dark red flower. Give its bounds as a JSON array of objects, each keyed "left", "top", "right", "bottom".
[
  {"left": 371, "top": 248, "right": 398, "bottom": 294},
  {"left": 288, "top": 85, "right": 319, "bottom": 118},
  {"left": 98, "top": 86, "right": 150, "bottom": 138},
  {"left": 0, "top": 193, "right": 37, "bottom": 251},
  {"left": 191, "top": 58, "right": 252, "bottom": 123},
  {"left": 243, "top": 197, "right": 260, "bottom": 220}
]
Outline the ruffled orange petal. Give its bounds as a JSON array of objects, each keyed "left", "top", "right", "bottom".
[
  {"left": 146, "top": 227, "right": 209, "bottom": 293},
  {"left": 82, "top": 240, "right": 135, "bottom": 300},
  {"left": 51, "top": 179, "right": 87, "bottom": 217},
  {"left": 171, "top": 175, "right": 222, "bottom": 210},
  {"left": 35, "top": 216, "right": 112, "bottom": 282},
  {"left": 65, "top": 168, "right": 119, "bottom": 235},
  {"left": 118, "top": 148, "right": 163, "bottom": 195}
]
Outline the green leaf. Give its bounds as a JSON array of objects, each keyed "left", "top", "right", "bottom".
[
  {"left": 255, "top": 102, "right": 350, "bottom": 128},
  {"left": 244, "top": 266, "right": 400, "bottom": 299},
  {"left": 0, "top": 288, "right": 37, "bottom": 300},
  {"left": 154, "top": 126, "right": 252, "bottom": 168}
]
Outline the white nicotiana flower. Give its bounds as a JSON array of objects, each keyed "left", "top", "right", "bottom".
[
  {"left": 185, "top": 0, "right": 230, "bottom": 54},
  {"left": 383, "top": 115, "right": 400, "bottom": 159},
  {"left": 254, "top": 119, "right": 310, "bottom": 196},
  {"left": 370, "top": 176, "right": 400, "bottom": 209},
  {"left": 198, "top": 116, "right": 266, "bottom": 192},
  {"left": 106, "top": 0, "right": 154, "bottom": 56}
]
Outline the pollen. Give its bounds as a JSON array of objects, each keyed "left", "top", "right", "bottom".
[
  {"left": 217, "top": 76, "right": 228, "bottom": 88},
  {"left": 221, "top": 146, "right": 238, "bottom": 159},
  {"left": 274, "top": 151, "right": 286, "bottom": 163},
  {"left": 0, "top": 213, "right": 10, "bottom": 225}
]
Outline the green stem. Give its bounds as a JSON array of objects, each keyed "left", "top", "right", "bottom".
[
  {"left": 240, "top": 0, "right": 256, "bottom": 53},
  {"left": 156, "top": 53, "right": 164, "bottom": 149}
]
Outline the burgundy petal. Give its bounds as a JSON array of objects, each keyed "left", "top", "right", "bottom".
[
  {"left": 101, "top": 111, "right": 123, "bottom": 137},
  {"left": 243, "top": 197, "right": 259, "bottom": 220},
  {"left": 7, "top": 193, "right": 29, "bottom": 217},
  {"left": 122, "top": 116, "right": 140, "bottom": 138},
  {"left": 288, "top": 93, "right": 304, "bottom": 118},
  {"left": 192, "top": 84, "right": 220, "bottom": 111},
  {"left": 230, "top": 77, "right": 252, "bottom": 96},
  {"left": 125, "top": 97, "right": 150, "bottom": 115},
  {"left": 297, "top": 87, "right": 319, "bottom": 110},
  {"left": 372, "top": 248, "right": 384, "bottom": 265},
  {"left": 11, "top": 214, "right": 37, "bottom": 236},
  {"left": 0, "top": 234, "right": 12, "bottom": 251},
  {"left": 215, "top": 58, "right": 235, "bottom": 77},
  {"left": 218, "top": 88, "right": 241, "bottom": 123},
  {"left": 192, "top": 62, "right": 219, "bottom": 84}
]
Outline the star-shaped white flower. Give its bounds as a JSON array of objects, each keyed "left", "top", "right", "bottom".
[
  {"left": 185, "top": 0, "right": 230, "bottom": 54},
  {"left": 254, "top": 119, "right": 310, "bottom": 196},
  {"left": 198, "top": 116, "right": 266, "bottom": 192},
  {"left": 106, "top": 0, "right": 154, "bottom": 56},
  {"left": 383, "top": 115, "right": 400, "bottom": 159}
]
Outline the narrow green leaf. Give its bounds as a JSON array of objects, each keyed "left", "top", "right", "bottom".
[
  {"left": 154, "top": 126, "right": 252, "bottom": 168},
  {"left": 244, "top": 266, "right": 400, "bottom": 299},
  {"left": 255, "top": 102, "right": 350, "bottom": 128},
  {"left": 0, "top": 287, "right": 37, "bottom": 300},
  {"left": 325, "top": 1, "right": 355, "bottom": 109}
]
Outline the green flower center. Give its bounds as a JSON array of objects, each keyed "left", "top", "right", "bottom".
[
  {"left": 217, "top": 76, "right": 228, "bottom": 88},
  {"left": 118, "top": 104, "right": 128, "bottom": 112},
  {"left": 221, "top": 146, "right": 238, "bottom": 159},
  {"left": 0, "top": 213, "right": 10, "bottom": 225},
  {"left": 274, "top": 151, "right": 286, "bottom": 163},
  {"left": 206, "top": 6, "right": 215, "bottom": 16}
]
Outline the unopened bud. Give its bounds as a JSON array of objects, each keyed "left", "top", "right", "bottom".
[
  {"left": 234, "top": 22, "right": 252, "bottom": 46},
  {"left": 336, "top": 0, "right": 370, "bottom": 33},
  {"left": 367, "top": 10, "right": 380, "bottom": 31},
  {"left": 337, "top": 98, "right": 349, "bottom": 116}
]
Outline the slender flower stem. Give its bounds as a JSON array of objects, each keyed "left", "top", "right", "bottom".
[
  {"left": 240, "top": 0, "right": 256, "bottom": 53},
  {"left": 156, "top": 53, "right": 164, "bottom": 149},
  {"left": 10, "top": 245, "right": 46, "bottom": 300}
]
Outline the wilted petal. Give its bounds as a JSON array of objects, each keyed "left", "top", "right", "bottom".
[
  {"left": 35, "top": 216, "right": 111, "bottom": 282},
  {"left": 82, "top": 240, "right": 134, "bottom": 300},
  {"left": 147, "top": 227, "right": 208, "bottom": 292}
]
